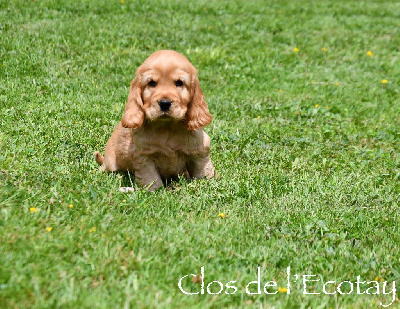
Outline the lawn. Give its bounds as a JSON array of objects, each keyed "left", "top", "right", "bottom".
[{"left": 1, "top": 0, "right": 399, "bottom": 308}]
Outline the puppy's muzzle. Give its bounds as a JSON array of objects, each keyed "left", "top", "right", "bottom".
[{"left": 158, "top": 99, "right": 172, "bottom": 112}]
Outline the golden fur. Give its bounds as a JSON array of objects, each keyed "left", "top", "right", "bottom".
[{"left": 94, "top": 50, "right": 215, "bottom": 190}]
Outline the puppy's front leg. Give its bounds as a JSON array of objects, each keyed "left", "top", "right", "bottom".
[
  {"left": 134, "top": 160, "right": 163, "bottom": 191},
  {"left": 188, "top": 155, "right": 215, "bottom": 179}
]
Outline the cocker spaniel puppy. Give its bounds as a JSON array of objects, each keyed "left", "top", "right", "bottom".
[{"left": 94, "top": 50, "right": 215, "bottom": 191}]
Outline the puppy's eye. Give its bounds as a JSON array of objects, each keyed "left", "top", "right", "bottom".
[
  {"left": 175, "top": 80, "right": 184, "bottom": 87},
  {"left": 148, "top": 80, "right": 157, "bottom": 87}
]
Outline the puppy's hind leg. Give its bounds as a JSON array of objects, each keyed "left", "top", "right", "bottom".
[{"left": 94, "top": 122, "right": 135, "bottom": 172}]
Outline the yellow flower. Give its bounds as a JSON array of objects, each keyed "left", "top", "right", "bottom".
[
  {"left": 120, "top": 0, "right": 125, "bottom": 4},
  {"left": 218, "top": 213, "right": 226, "bottom": 218},
  {"left": 89, "top": 227, "right": 96, "bottom": 233},
  {"left": 321, "top": 47, "right": 328, "bottom": 52},
  {"left": 293, "top": 47, "right": 300, "bottom": 52},
  {"left": 30, "top": 207, "right": 38, "bottom": 213},
  {"left": 367, "top": 51, "right": 373, "bottom": 57},
  {"left": 295, "top": 111, "right": 299, "bottom": 115},
  {"left": 325, "top": 106, "right": 329, "bottom": 109},
  {"left": 69, "top": 204, "right": 73, "bottom": 208},
  {"left": 335, "top": 82, "right": 340, "bottom": 86},
  {"left": 381, "top": 79, "right": 388, "bottom": 84},
  {"left": 46, "top": 227, "right": 52, "bottom": 232},
  {"left": 278, "top": 287, "right": 288, "bottom": 293},
  {"left": 278, "top": 89, "right": 282, "bottom": 93},
  {"left": 315, "top": 104, "right": 320, "bottom": 108},
  {"left": 257, "top": 116, "right": 261, "bottom": 119},
  {"left": 374, "top": 276, "right": 379, "bottom": 281}
]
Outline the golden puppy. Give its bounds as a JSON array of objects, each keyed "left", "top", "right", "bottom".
[{"left": 94, "top": 50, "right": 215, "bottom": 191}]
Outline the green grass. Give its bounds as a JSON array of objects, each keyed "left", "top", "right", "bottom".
[{"left": 1, "top": 0, "right": 400, "bottom": 308}]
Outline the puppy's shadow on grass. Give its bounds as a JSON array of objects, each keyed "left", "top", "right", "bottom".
[
  {"left": 119, "top": 171, "right": 136, "bottom": 188},
  {"left": 119, "top": 172, "right": 191, "bottom": 191},
  {"left": 163, "top": 176, "right": 194, "bottom": 191},
  {"left": 114, "top": 174, "right": 194, "bottom": 216}
]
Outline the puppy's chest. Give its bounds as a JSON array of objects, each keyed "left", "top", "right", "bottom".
[
  {"left": 135, "top": 130, "right": 204, "bottom": 156},
  {"left": 150, "top": 151, "right": 188, "bottom": 178},
  {"left": 134, "top": 135, "right": 202, "bottom": 176}
]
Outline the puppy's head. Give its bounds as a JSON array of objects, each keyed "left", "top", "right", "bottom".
[{"left": 121, "top": 50, "right": 212, "bottom": 131}]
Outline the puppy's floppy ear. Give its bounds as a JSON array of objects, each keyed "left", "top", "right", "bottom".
[
  {"left": 121, "top": 77, "right": 145, "bottom": 129},
  {"left": 184, "top": 75, "right": 212, "bottom": 131}
]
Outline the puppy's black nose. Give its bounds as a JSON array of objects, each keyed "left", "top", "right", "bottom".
[{"left": 158, "top": 99, "right": 172, "bottom": 112}]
